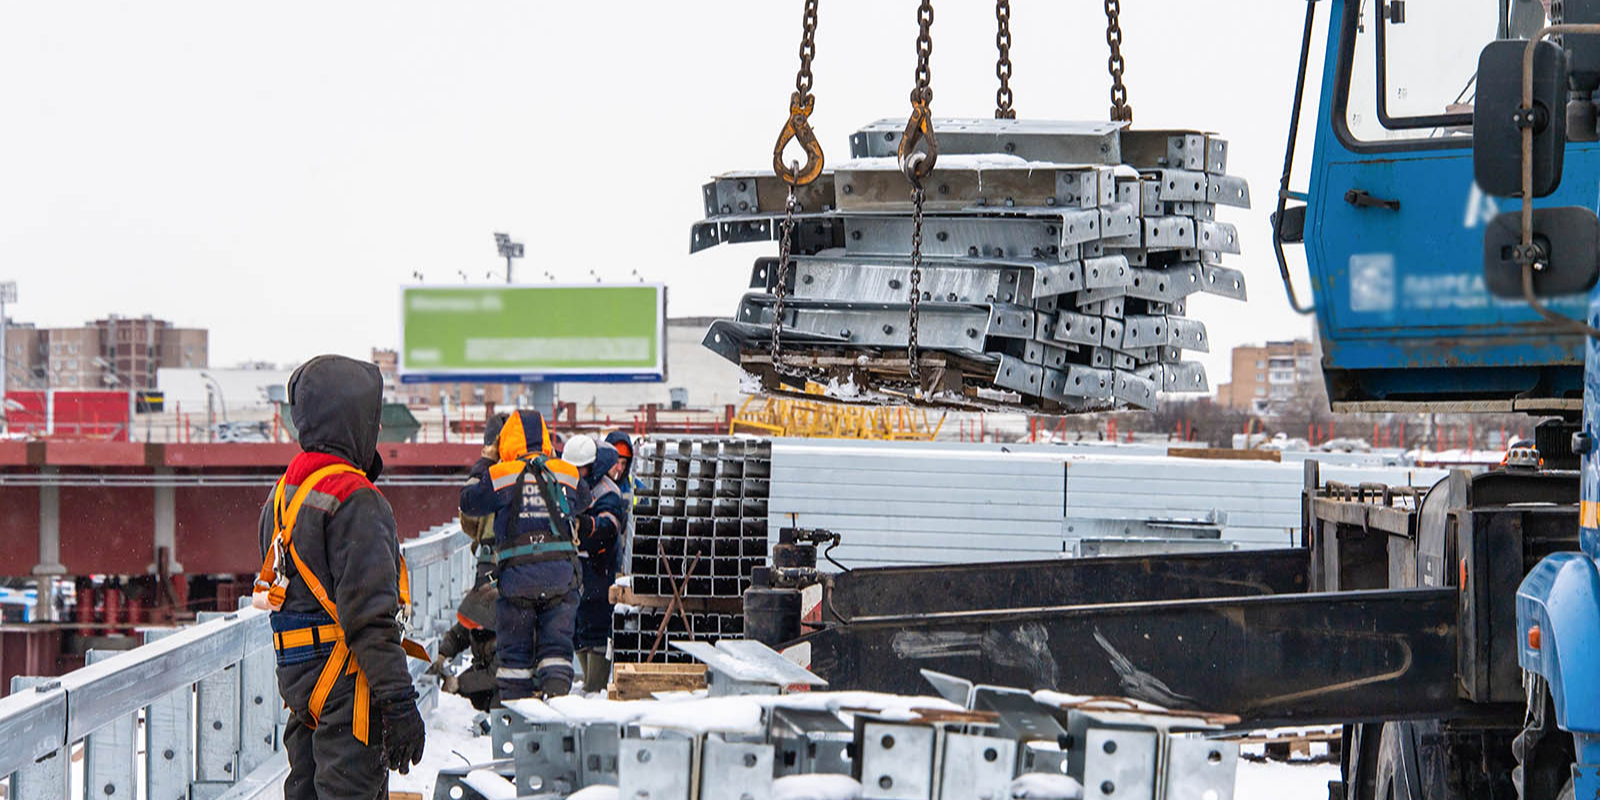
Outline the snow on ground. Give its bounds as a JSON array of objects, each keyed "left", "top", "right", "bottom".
[
  {"left": 1235, "top": 760, "right": 1340, "bottom": 799},
  {"left": 387, "top": 691, "right": 497, "bottom": 797},
  {"left": 388, "top": 687, "right": 1340, "bottom": 799}
]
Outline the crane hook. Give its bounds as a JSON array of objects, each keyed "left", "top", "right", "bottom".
[{"left": 773, "top": 92, "right": 825, "bottom": 186}]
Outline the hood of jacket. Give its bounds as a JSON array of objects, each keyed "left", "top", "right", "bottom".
[
  {"left": 288, "top": 355, "right": 382, "bottom": 470},
  {"left": 587, "top": 444, "right": 619, "bottom": 488},
  {"left": 604, "top": 431, "right": 633, "bottom": 476},
  {"left": 496, "top": 409, "right": 552, "bottom": 463}
]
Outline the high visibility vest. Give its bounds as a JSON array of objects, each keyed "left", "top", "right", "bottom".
[{"left": 253, "top": 463, "right": 427, "bottom": 744}]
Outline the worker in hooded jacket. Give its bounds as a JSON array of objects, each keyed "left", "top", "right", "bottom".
[
  {"left": 257, "top": 355, "right": 425, "bottom": 799},
  {"left": 566, "top": 435, "right": 631, "bottom": 693},
  {"left": 459, "top": 409, "right": 584, "bottom": 699}
]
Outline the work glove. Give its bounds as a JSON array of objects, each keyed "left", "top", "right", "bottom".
[
  {"left": 426, "top": 655, "right": 449, "bottom": 678},
  {"left": 378, "top": 695, "right": 426, "bottom": 774}
]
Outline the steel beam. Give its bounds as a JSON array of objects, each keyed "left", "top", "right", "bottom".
[
  {"left": 802, "top": 587, "right": 1460, "bottom": 726},
  {"left": 826, "top": 548, "right": 1310, "bottom": 619}
]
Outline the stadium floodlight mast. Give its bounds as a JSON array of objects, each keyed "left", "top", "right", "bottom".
[{"left": 493, "top": 232, "right": 524, "bottom": 284}]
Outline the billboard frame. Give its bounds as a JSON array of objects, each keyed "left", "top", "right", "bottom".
[{"left": 397, "top": 283, "right": 668, "bottom": 384}]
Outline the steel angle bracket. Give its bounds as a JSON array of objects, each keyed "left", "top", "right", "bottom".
[
  {"left": 1204, "top": 136, "right": 1230, "bottom": 175},
  {"left": 690, "top": 212, "right": 840, "bottom": 254},
  {"left": 1114, "top": 369, "right": 1159, "bottom": 409},
  {"left": 1198, "top": 263, "right": 1248, "bottom": 301},
  {"left": 1196, "top": 220, "right": 1242, "bottom": 254},
  {"left": 1126, "top": 264, "right": 1203, "bottom": 303},
  {"left": 1058, "top": 207, "right": 1104, "bottom": 246},
  {"left": 843, "top": 215, "right": 1076, "bottom": 262},
  {"left": 1100, "top": 202, "right": 1140, "bottom": 238},
  {"left": 1151, "top": 169, "right": 1210, "bottom": 202},
  {"left": 1143, "top": 216, "right": 1197, "bottom": 251},
  {"left": 1140, "top": 361, "right": 1209, "bottom": 393},
  {"left": 1206, "top": 174, "right": 1252, "bottom": 208},
  {"left": 1118, "top": 315, "right": 1168, "bottom": 350},
  {"left": 702, "top": 172, "right": 838, "bottom": 218},
  {"left": 1060, "top": 365, "right": 1114, "bottom": 401},
  {"left": 991, "top": 354, "right": 1045, "bottom": 397},
  {"left": 1083, "top": 255, "right": 1132, "bottom": 291},
  {"left": 848, "top": 118, "right": 1124, "bottom": 165},
  {"left": 701, "top": 319, "right": 847, "bottom": 364},
  {"left": 1166, "top": 317, "right": 1210, "bottom": 353},
  {"left": 775, "top": 256, "right": 1039, "bottom": 306},
  {"left": 1053, "top": 310, "right": 1105, "bottom": 347},
  {"left": 730, "top": 293, "right": 1030, "bottom": 352}
]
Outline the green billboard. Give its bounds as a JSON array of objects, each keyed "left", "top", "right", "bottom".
[{"left": 399, "top": 284, "right": 666, "bottom": 383}]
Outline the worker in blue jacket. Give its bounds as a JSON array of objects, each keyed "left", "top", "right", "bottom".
[
  {"left": 458, "top": 410, "right": 584, "bottom": 700},
  {"left": 568, "top": 434, "right": 631, "bottom": 693},
  {"left": 604, "top": 431, "right": 642, "bottom": 575}
]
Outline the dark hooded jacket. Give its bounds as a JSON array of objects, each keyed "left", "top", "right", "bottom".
[
  {"left": 258, "top": 355, "right": 414, "bottom": 708},
  {"left": 574, "top": 444, "right": 629, "bottom": 649}
]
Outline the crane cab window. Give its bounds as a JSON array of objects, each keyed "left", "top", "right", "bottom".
[{"left": 1340, "top": 0, "right": 1509, "bottom": 146}]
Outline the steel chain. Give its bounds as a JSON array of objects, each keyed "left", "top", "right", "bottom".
[
  {"left": 1105, "top": 0, "right": 1132, "bottom": 123},
  {"left": 907, "top": 180, "right": 925, "bottom": 390},
  {"left": 770, "top": 0, "right": 821, "bottom": 376},
  {"left": 914, "top": 0, "right": 934, "bottom": 104},
  {"left": 773, "top": 0, "right": 824, "bottom": 186},
  {"left": 771, "top": 183, "right": 798, "bottom": 371},
  {"left": 995, "top": 0, "right": 1015, "bottom": 119},
  {"left": 795, "top": 0, "right": 818, "bottom": 102},
  {"left": 902, "top": 0, "right": 936, "bottom": 394}
]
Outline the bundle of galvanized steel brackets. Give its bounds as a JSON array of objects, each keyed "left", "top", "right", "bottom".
[
  {"left": 692, "top": 118, "right": 1249, "bottom": 412},
  {"left": 435, "top": 641, "right": 1240, "bottom": 800}
]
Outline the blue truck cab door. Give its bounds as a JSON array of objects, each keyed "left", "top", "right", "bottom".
[{"left": 1301, "top": 0, "right": 1600, "bottom": 408}]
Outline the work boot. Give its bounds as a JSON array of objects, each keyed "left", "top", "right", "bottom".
[
  {"left": 540, "top": 676, "right": 572, "bottom": 699},
  {"left": 580, "top": 650, "right": 612, "bottom": 694}
]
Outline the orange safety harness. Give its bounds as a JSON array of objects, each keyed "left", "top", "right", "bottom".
[{"left": 254, "top": 463, "right": 428, "bottom": 744}]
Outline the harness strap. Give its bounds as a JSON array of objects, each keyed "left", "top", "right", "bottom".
[{"left": 261, "top": 461, "right": 427, "bottom": 746}]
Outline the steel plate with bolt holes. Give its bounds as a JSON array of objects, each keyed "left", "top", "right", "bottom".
[
  {"left": 1083, "top": 728, "right": 1158, "bottom": 800},
  {"left": 619, "top": 737, "right": 693, "bottom": 800},
  {"left": 701, "top": 736, "right": 776, "bottom": 800},
  {"left": 848, "top": 118, "right": 1123, "bottom": 165},
  {"left": 844, "top": 216, "right": 1077, "bottom": 262},
  {"left": 512, "top": 725, "right": 579, "bottom": 796},
  {"left": 1164, "top": 738, "right": 1239, "bottom": 800},
  {"left": 578, "top": 722, "right": 621, "bottom": 787},
  {"left": 940, "top": 733, "right": 1019, "bottom": 800},
  {"left": 858, "top": 721, "right": 937, "bottom": 800}
]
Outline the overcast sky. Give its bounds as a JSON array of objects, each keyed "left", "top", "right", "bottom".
[{"left": 0, "top": 1, "right": 1321, "bottom": 386}]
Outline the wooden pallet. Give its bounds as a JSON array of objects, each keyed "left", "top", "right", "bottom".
[
  {"left": 610, "top": 586, "right": 745, "bottom": 614},
  {"left": 609, "top": 662, "right": 708, "bottom": 700},
  {"left": 1229, "top": 729, "right": 1343, "bottom": 762}
]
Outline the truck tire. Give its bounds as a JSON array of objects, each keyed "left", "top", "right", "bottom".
[
  {"left": 1372, "top": 721, "right": 1462, "bottom": 800},
  {"left": 1373, "top": 723, "right": 1406, "bottom": 800}
]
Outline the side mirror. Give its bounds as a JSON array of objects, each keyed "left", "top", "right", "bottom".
[
  {"left": 1483, "top": 207, "right": 1600, "bottom": 298},
  {"left": 1474, "top": 39, "right": 1568, "bottom": 197}
]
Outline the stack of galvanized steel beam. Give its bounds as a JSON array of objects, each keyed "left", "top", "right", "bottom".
[
  {"left": 613, "top": 437, "right": 769, "bottom": 663},
  {"left": 692, "top": 118, "right": 1250, "bottom": 411}
]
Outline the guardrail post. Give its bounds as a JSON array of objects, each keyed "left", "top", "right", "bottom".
[
  {"left": 430, "top": 561, "right": 449, "bottom": 634},
  {"left": 83, "top": 650, "right": 139, "bottom": 800},
  {"left": 142, "top": 629, "right": 194, "bottom": 800},
  {"left": 6, "top": 677, "right": 70, "bottom": 800},
  {"left": 238, "top": 634, "right": 278, "bottom": 775},
  {"left": 194, "top": 611, "right": 243, "bottom": 793}
]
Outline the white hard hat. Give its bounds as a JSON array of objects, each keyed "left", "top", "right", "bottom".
[{"left": 563, "top": 434, "right": 597, "bottom": 467}]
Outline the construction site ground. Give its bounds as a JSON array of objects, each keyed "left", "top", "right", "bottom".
[{"left": 388, "top": 690, "right": 1339, "bottom": 799}]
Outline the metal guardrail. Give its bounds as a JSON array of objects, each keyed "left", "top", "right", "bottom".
[{"left": 0, "top": 524, "right": 472, "bottom": 800}]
